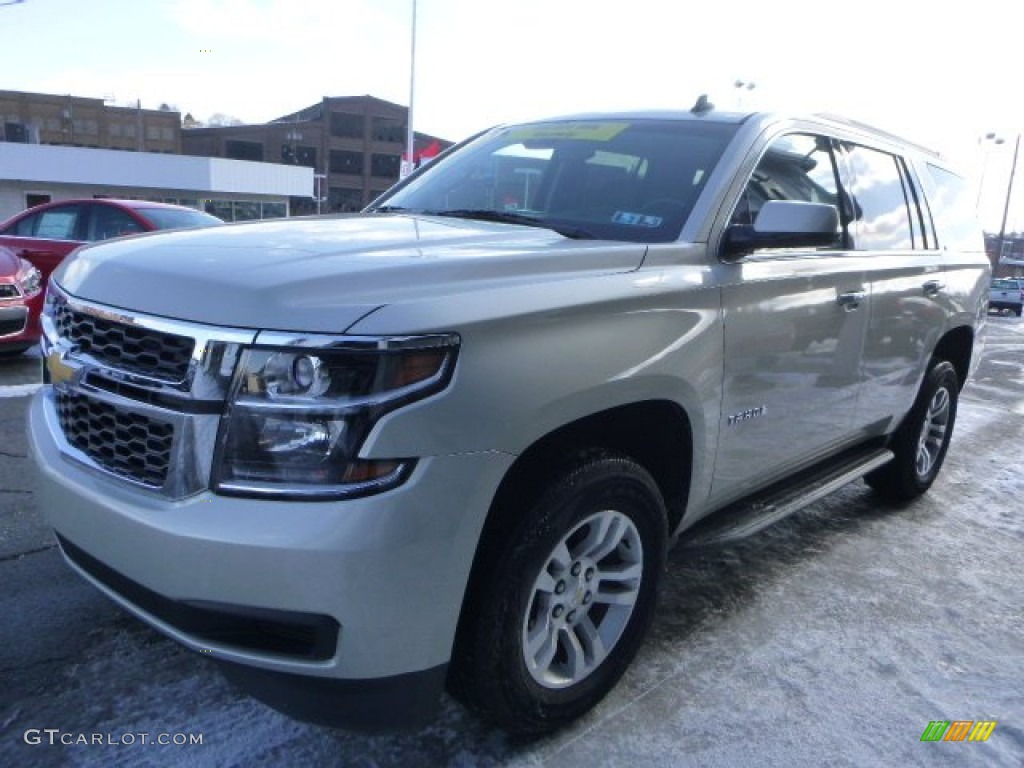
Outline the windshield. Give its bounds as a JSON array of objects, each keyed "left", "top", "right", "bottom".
[
  {"left": 371, "top": 119, "right": 738, "bottom": 243},
  {"left": 138, "top": 208, "right": 224, "bottom": 231}
]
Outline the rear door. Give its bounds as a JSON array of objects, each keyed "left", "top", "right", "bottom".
[
  {"left": 712, "top": 132, "right": 872, "bottom": 502},
  {"left": 840, "top": 143, "right": 948, "bottom": 432},
  {"left": 0, "top": 203, "right": 87, "bottom": 279}
]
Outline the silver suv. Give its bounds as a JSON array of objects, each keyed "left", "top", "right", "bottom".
[{"left": 29, "top": 105, "right": 989, "bottom": 735}]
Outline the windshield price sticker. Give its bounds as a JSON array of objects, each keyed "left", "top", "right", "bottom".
[{"left": 505, "top": 122, "right": 629, "bottom": 142}]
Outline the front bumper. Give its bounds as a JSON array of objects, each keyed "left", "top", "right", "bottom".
[
  {"left": 0, "top": 288, "right": 42, "bottom": 350},
  {"left": 28, "top": 389, "right": 514, "bottom": 726}
]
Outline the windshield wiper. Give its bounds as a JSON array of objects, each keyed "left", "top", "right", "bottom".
[{"left": 428, "top": 209, "right": 596, "bottom": 239}]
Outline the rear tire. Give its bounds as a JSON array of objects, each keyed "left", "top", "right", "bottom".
[
  {"left": 866, "top": 359, "right": 959, "bottom": 501},
  {"left": 449, "top": 453, "right": 668, "bottom": 735}
]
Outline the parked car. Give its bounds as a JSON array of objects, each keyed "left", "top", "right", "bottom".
[
  {"left": 0, "top": 246, "right": 44, "bottom": 356},
  {"left": 29, "top": 106, "right": 989, "bottom": 735},
  {"left": 0, "top": 198, "right": 223, "bottom": 281},
  {"left": 989, "top": 277, "right": 1024, "bottom": 316}
]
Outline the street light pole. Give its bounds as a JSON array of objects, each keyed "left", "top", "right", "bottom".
[
  {"left": 976, "top": 132, "right": 1005, "bottom": 210},
  {"left": 997, "top": 133, "right": 1020, "bottom": 262},
  {"left": 403, "top": 0, "right": 418, "bottom": 178}
]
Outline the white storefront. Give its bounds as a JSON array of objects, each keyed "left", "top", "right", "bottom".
[{"left": 0, "top": 143, "right": 312, "bottom": 222}]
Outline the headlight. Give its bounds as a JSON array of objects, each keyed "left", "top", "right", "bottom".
[
  {"left": 16, "top": 259, "right": 43, "bottom": 297},
  {"left": 212, "top": 332, "right": 459, "bottom": 499}
]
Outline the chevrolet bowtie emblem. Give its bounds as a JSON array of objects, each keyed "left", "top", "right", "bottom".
[{"left": 46, "top": 350, "right": 75, "bottom": 386}]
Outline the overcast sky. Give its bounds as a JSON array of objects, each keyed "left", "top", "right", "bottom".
[{"left": 2, "top": 0, "right": 1022, "bottom": 232}]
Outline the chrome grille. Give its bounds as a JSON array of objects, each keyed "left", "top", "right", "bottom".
[
  {"left": 42, "top": 286, "right": 255, "bottom": 498},
  {"left": 54, "top": 300, "right": 195, "bottom": 383},
  {"left": 56, "top": 391, "right": 174, "bottom": 488}
]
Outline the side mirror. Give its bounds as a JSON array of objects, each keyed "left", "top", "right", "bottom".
[{"left": 721, "top": 200, "right": 840, "bottom": 261}]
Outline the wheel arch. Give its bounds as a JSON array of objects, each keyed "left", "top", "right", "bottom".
[
  {"left": 932, "top": 324, "right": 974, "bottom": 391},
  {"left": 449, "top": 399, "right": 692, "bottom": 669},
  {"left": 450, "top": 403, "right": 696, "bottom": 708},
  {"left": 492, "top": 399, "right": 690, "bottom": 542}
]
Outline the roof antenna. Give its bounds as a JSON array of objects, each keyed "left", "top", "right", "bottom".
[{"left": 691, "top": 94, "right": 714, "bottom": 115}]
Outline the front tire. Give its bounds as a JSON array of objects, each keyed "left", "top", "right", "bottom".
[
  {"left": 450, "top": 454, "right": 668, "bottom": 735},
  {"left": 866, "top": 359, "right": 959, "bottom": 501}
]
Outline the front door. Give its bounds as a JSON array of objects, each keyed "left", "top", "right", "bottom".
[{"left": 711, "top": 132, "right": 870, "bottom": 503}]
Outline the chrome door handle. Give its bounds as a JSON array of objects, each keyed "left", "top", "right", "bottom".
[
  {"left": 837, "top": 291, "right": 867, "bottom": 310},
  {"left": 923, "top": 280, "right": 945, "bottom": 297}
]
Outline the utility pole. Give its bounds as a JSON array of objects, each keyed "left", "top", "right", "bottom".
[{"left": 998, "top": 133, "right": 1020, "bottom": 262}]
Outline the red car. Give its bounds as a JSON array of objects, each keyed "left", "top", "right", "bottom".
[
  {"left": 0, "top": 198, "right": 222, "bottom": 355},
  {"left": 0, "top": 245, "right": 44, "bottom": 356},
  {"left": 0, "top": 198, "right": 223, "bottom": 284}
]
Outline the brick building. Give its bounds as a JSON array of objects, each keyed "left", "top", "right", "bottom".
[
  {"left": 182, "top": 95, "right": 453, "bottom": 215},
  {"left": 0, "top": 89, "right": 181, "bottom": 153}
]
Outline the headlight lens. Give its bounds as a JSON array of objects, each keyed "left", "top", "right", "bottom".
[
  {"left": 213, "top": 334, "right": 458, "bottom": 498},
  {"left": 16, "top": 259, "right": 43, "bottom": 297}
]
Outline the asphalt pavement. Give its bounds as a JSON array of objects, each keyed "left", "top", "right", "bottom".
[{"left": 1, "top": 320, "right": 1022, "bottom": 767}]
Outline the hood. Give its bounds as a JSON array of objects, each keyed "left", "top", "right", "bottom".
[{"left": 54, "top": 215, "right": 646, "bottom": 333}]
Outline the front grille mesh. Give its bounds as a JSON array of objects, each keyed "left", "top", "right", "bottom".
[
  {"left": 0, "top": 309, "right": 27, "bottom": 337},
  {"left": 54, "top": 300, "right": 194, "bottom": 383},
  {"left": 0, "top": 284, "right": 21, "bottom": 299},
  {"left": 56, "top": 391, "right": 174, "bottom": 487}
]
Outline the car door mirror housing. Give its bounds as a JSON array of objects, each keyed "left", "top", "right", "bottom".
[{"left": 721, "top": 200, "right": 840, "bottom": 261}]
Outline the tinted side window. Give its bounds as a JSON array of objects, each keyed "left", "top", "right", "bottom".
[
  {"left": 33, "top": 206, "right": 84, "bottom": 240},
  {"left": 89, "top": 205, "right": 145, "bottom": 241},
  {"left": 12, "top": 212, "right": 40, "bottom": 236},
  {"left": 923, "top": 163, "right": 983, "bottom": 252},
  {"left": 842, "top": 145, "right": 915, "bottom": 251},
  {"left": 730, "top": 133, "right": 843, "bottom": 244}
]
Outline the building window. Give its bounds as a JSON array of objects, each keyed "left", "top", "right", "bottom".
[
  {"left": 109, "top": 123, "right": 122, "bottom": 137},
  {"left": 72, "top": 119, "right": 98, "bottom": 136},
  {"left": 282, "top": 144, "right": 317, "bottom": 167},
  {"left": 262, "top": 202, "right": 287, "bottom": 219},
  {"left": 371, "top": 116, "right": 406, "bottom": 143},
  {"left": 146, "top": 125, "right": 161, "bottom": 141},
  {"left": 370, "top": 153, "right": 401, "bottom": 178},
  {"left": 296, "top": 146, "right": 316, "bottom": 167},
  {"left": 329, "top": 187, "right": 363, "bottom": 212},
  {"left": 233, "top": 201, "right": 261, "bottom": 221},
  {"left": 225, "top": 139, "right": 264, "bottom": 161},
  {"left": 161, "top": 127, "right": 174, "bottom": 141},
  {"left": 329, "top": 149, "right": 363, "bottom": 175},
  {"left": 330, "top": 112, "right": 364, "bottom": 139},
  {"left": 4, "top": 122, "right": 28, "bottom": 142},
  {"left": 289, "top": 196, "right": 317, "bottom": 216},
  {"left": 205, "top": 200, "right": 234, "bottom": 221}
]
